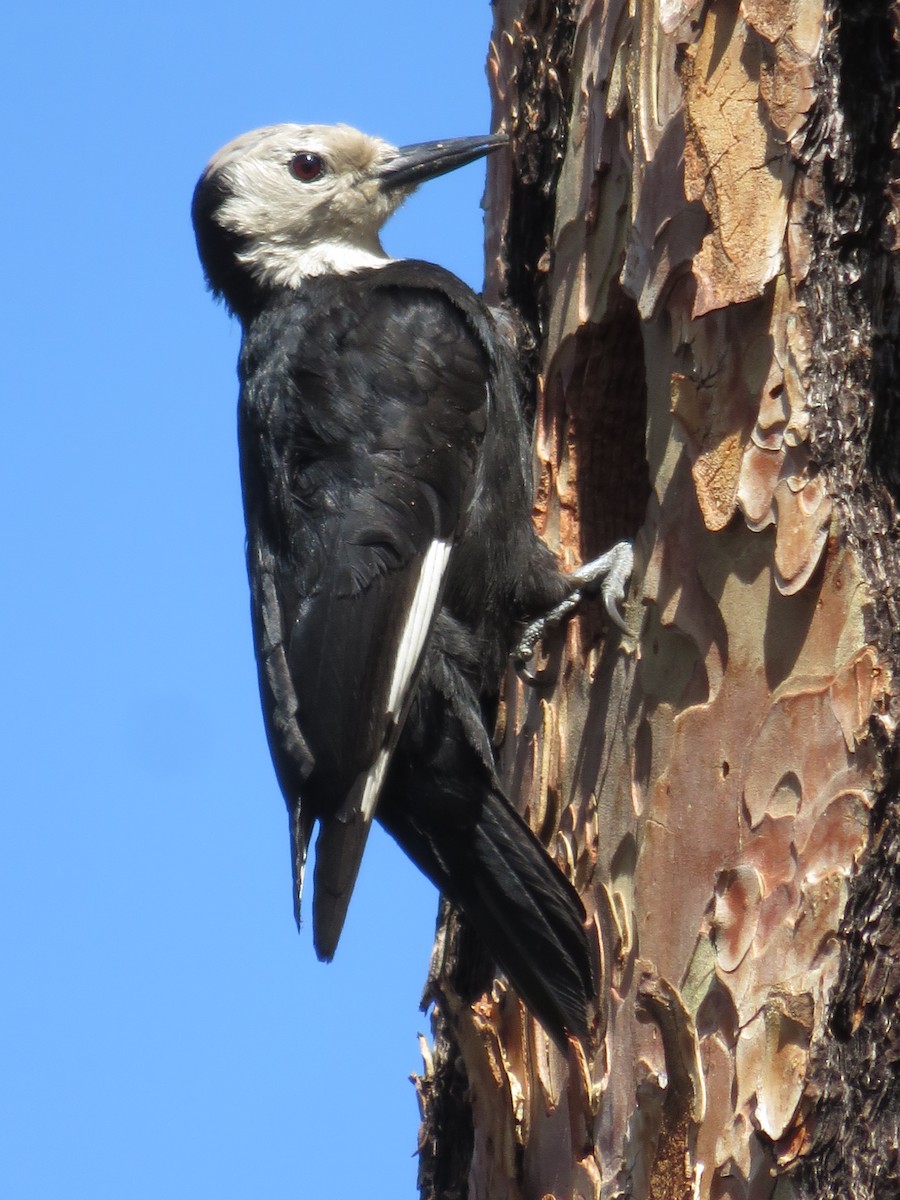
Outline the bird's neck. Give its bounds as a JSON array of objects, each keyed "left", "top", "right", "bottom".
[{"left": 239, "top": 234, "right": 393, "bottom": 289}]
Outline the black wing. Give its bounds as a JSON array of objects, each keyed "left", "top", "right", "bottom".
[{"left": 239, "top": 274, "right": 490, "bottom": 956}]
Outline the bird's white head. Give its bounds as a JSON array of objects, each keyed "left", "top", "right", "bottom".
[{"left": 192, "top": 122, "right": 506, "bottom": 315}]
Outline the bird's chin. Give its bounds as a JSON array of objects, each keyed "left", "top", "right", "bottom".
[{"left": 356, "top": 178, "right": 413, "bottom": 225}]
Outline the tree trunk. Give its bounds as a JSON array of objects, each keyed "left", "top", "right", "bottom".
[{"left": 414, "top": 2, "right": 900, "bottom": 1198}]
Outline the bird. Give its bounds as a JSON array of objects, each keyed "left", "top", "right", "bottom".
[{"left": 191, "top": 122, "right": 632, "bottom": 1048}]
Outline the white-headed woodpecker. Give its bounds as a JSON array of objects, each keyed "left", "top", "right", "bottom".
[{"left": 191, "top": 123, "right": 631, "bottom": 1047}]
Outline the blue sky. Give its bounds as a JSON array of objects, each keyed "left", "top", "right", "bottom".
[{"left": 3, "top": 4, "right": 494, "bottom": 1195}]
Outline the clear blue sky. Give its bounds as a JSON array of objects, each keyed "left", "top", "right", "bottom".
[{"left": 3, "top": 4, "right": 494, "bottom": 1196}]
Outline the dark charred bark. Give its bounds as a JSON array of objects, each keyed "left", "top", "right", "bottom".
[{"left": 793, "top": 4, "right": 900, "bottom": 1197}]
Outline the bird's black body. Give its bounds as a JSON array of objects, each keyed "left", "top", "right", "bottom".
[
  {"left": 239, "top": 263, "right": 592, "bottom": 1043},
  {"left": 192, "top": 125, "right": 602, "bottom": 1047}
]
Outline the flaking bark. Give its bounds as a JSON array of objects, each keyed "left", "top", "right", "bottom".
[{"left": 415, "top": 2, "right": 900, "bottom": 1198}]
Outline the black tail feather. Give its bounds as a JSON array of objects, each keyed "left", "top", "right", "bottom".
[{"left": 379, "top": 785, "right": 595, "bottom": 1048}]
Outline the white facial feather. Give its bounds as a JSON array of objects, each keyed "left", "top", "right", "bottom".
[{"left": 203, "top": 123, "right": 409, "bottom": 287}]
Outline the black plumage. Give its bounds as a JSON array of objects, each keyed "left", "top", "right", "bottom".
[{"left": 192, "top": 126, "right": 602, "bottom": 1047}]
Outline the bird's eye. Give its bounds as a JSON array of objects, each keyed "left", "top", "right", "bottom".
[{"left": 289, "top": 152, "right": 325, "bottom": 182}]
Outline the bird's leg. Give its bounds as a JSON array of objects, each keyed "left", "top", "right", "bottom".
[{"left": 514, "top": 540, "right": 633, "bottom": 667}]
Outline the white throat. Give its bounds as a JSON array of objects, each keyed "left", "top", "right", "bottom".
[{"left": 238, "top": 237, "right": 394, "bottom": 288}]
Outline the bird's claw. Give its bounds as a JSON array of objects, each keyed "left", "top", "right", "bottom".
[
  {"left": 569, "top": 540, "right": 633, "bottom": 635},
  {"left": 513, "top": 540, "right": 633, "bottom": 666}
]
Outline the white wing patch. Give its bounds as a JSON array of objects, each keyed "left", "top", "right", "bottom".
[
  {"left": 358, "top": 746, "right": 391, "bottom": 825},
  {"left": 358, "top": 537, "right": 452, "bottom": 820},
  {"left": 386, "top": 538, "right": 452, "bottom": 716}
]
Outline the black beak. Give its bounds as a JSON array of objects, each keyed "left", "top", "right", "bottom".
[{"left": 378, "top": 134, "right": 508, "bottom": 191}]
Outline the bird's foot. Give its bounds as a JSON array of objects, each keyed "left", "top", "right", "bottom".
[
  {"left": 513, "top": 540, "right": 633, "bottom": 667},
  {"left": 568, "top": 540, "right": 633, "bottom": 633}
]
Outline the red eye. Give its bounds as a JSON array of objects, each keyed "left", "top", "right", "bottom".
[{"left": 289, "top": 152, "right": 324, "bottom": 182}]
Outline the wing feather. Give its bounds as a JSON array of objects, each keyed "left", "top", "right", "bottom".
[{"left": 240, "top": 272, "right": 491, "bottom": 953}]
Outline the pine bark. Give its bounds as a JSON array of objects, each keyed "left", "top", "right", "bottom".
[{"left": 414, "top": 2, "right": 900, "bottom": 1198}]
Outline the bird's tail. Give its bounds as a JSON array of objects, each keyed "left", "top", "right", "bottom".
[{"left": 380, "top": 784, "right": 596, "bottom": 1048}]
